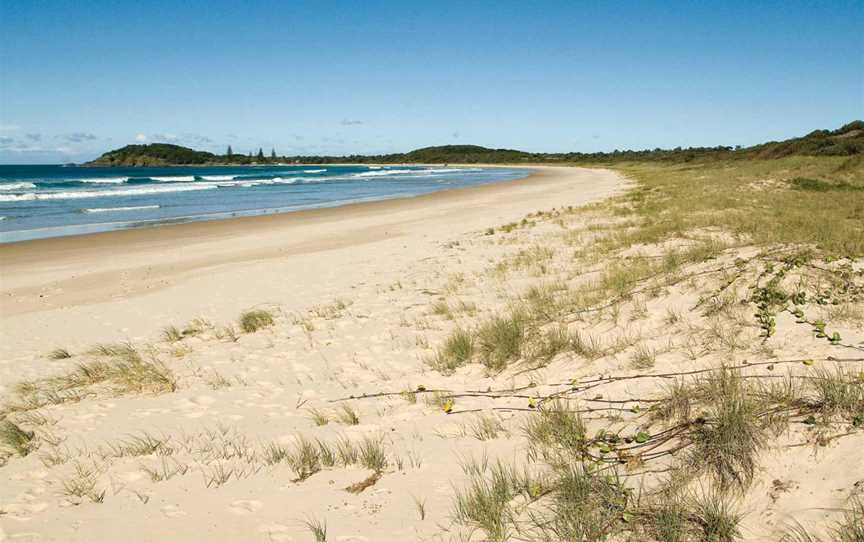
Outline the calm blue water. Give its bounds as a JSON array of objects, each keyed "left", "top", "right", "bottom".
[{"left": 0, "top": 165, "right": 529, "bottom": 242}]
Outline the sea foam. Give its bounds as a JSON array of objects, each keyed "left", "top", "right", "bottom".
[
  {"left": 0, "top": 182, "right": 37, "bottom": 190},
  {"left": 199, "top": 175, "right": 238, "bottom": 181},
  {"left": 79, "top": 177, "right": 129, "bottom": 184},
  {"left": 82, "top": 205, "right": 161, "bottom": 213},
  {"left": 353, "top": 169, "right": 417, "bottom": 178},
  {"left": 151, "top": 175, "right": 197, "bottom": 182},
  {"left": 0, "top": 183, "right": 217, "bottom": 202}
]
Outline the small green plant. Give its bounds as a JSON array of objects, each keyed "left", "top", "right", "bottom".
[
  {"left": 0, "top": 420, "right": 36, "bottom": 456},
  {"left": 238, "top": 309, "right": 275, "bottom": 333},
  {"left": 413, "top": 495, "right": 427, "bottom": 520},
  {"left": 161, "top": 325, "right": 183, "bottom": 343},
  {"left": 336, "top": 404, "right": 360, "bottom": 426},
  {"left": 630, "top": 343, "right": 657, "bottom": 369},
  {"left": 476, "top": 309, "right": 527, "bottom": 372},
  {"left": 48, "top": 348, "right": 72, "bottom": 360},
  {"left": 286, "top": 436, "right": 322, "bottom": 480},
  {"left": 428, "top": 327, "right": 474, "bottom": 374},
  {"left": 303, "top": 516, "right": 328, "bottom": 542},
  {"left": 357, "top": 435, "right": 388, "bottom": 472},
  {"left": 308, "top": 408, "right": 330, "bottom": 426}
]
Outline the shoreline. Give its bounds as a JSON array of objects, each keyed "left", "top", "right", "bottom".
[
  {"left": 0, "top": 166, "right": 625, "bottom": 355},
  {"left": 0, "top": 164, "right": 530, "bottom": 244},
  {"left": 0, "top": 165, "right": 533, "bottom": 249}
]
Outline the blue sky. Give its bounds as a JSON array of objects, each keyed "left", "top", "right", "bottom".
[{"left": 1, "top": 0, "right": 861, "bottom": 163}]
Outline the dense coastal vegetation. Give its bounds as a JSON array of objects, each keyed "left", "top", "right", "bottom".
[{"left": 86, "top": 121, "right": 863, "bottom": 166}]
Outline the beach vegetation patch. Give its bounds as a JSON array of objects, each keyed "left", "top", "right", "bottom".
[
  {"left": 336, "top": 404, "right": 360, "bottom": 426},
  {"left": 476, "top": 308, "right": 528, "bottom": 372},
  {"left": 238, "top": 309, "right": 275, "bottom": 333},
  {"left": 48, "top": 348, "right": 72, "bottom": 360},
  {"left": 161, "top": 325, "right": 183, "bottom": 343},
  {"left": 428, "top": 327, "right": 474, "bottom": 374},
  {"left": 303, "top": 516, "right": 328, "bottom": 542},
  {"left": 6, "top": 344, "right": 176, "bottom": 412},
  {"left": 357, "top": 434, "right": 388, "bottom": 472},
  {"left": 307, "top": 408, "right": 330, "bottom": 426},
  {"left": 0, "top": 420, "right": 37, "bottom": 456}
]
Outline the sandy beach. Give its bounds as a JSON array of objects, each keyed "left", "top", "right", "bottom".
[
  {"left": 1, "top": 163, "right": 862, "bottom": 541},
  {"left": 0, "top": 166, "right": 621, "bottom": 355},
  {"left": 0, "top": 166, "right": 625, "bottom": 540}
]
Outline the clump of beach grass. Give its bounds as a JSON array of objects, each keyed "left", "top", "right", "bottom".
[
  {"left": 303, "top": 516, "right": 328, "bottom": 542},
  {"left": 453, "top": 459, "right": 522, "bottom": 542},
  {"left": 334, "top": 435, "right": 358, "bottom": 466},
  {"left": 336, "top": 404, "right": 360, "bottom": 426},
  {"left": 689, "top": 490, "right": 742, "bottom": 542},
  {"left": 534, "top": 462, "right": 629, "bottom": 541},
  {"left": 286, "top": 435, "right": 323, "bottom": 480},
  {"left": 466, "top": 413, "right": 505, "bottom": 441},
  {"left": 629, "top": 343, "right": 657, "bottom": 369},
  {"left": 238, "top": 308, "right": 275, "bottom": 333},
  {"left": 528, "top": 325, "right": 577, "bottom": 366},
  {"left": 62, "top": 462, "right": 105, "bottom": 504},
  {"left": 357, "top": 435, "right": 388, "bottom": 472},
  {"left": 807, "top": 365, "right": 864, "bottom": 422},
  {"left": 428, "top": 327, "right": 474, "bottom": 374},
  {"left": 430, "top": 299, "right": 452, "bottom": 318},
  {"left": 161, "top": 325, "right": 183, "bottom": 343},
  {"left": 8, "top": 344, "right": 176, "bottom": 412},
  {"left": 685, "top": 369, "right": 768, "bottom": 492},
  {"left": 0, "top": 420, "right": 37, "bottom": 456},
  {"left": 523, "top": 400, "right": 586, "bottom": 462},
  {"left": 48, "top": 348, "right": 72, "bottom": 360},
  {"left": 476, "top": 308, "right": 527, "bottom": 372},
  {"left": 308, "top": 408, "right": 330, "bottom": 426}
]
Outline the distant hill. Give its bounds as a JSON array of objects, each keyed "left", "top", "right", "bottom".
[
  {"left": 87, "top": 143, "right": 217, "bottom": 166},
  {"left": 743, "top": 120, "right": 864, "bottom": 159},
  {"left": 86, "top": 121, "right": 863, "bottom": 166}
]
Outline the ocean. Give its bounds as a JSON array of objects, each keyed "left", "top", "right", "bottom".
[{"left": 0, "top": 164, "right": 530, "bottom": 242}]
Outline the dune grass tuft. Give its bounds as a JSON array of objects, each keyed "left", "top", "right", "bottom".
[
  {"left": 9, "top": 344, "right": 176, "bottom": 412},
  {"left": 336, "top": 404, "right": 360, "bottom": 426},
  {"left": 689, "top": 490, "right": 742, "bottom": 542},
  {"left": 48, "top": 348, "right": 72, "bottom": 360},
  {"left": 453, "top": 459, "right": 521, "bottom": 542},
  {"left": 686, "top": 369, "right": 767, "bottom": 492},
  {"left": 161, "top": 325, "right": 183, "bottom": 343},
  {"left": 428, "top": 327, "right": 474, "bottom": 374},
  {"left": 357, "top": 435, "right": 388, "bottom": 473},
  {"left": 286, "top": 435, "right": 323, "bottom": 480},
  {"left": 238, "top": 309, "right": 275, "bottom": 333},
  {"left": 0, "top": 419, "right": 37, "bottom": 456},
  {"left": 303, "top": 516, "right": 328, "bottom": 542},
  {"left": 476, "top": 308, "right": 527, "bottom": 372},
  {"left": 307, "top": 408, "right": 330, "bottom": 426}
]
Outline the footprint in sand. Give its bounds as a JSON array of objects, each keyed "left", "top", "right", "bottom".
[
  {"left": 160, "top": 504, "right": 187, "bottom": 518},
  {"left": 257, "top": 523, "right": 293, "bottom": 541},
  {"left": 228, "top": 500, "right": 263, "bottom": 515}
]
